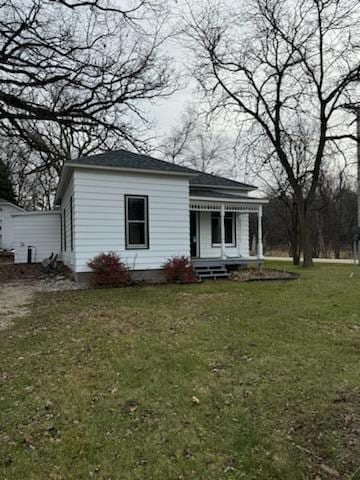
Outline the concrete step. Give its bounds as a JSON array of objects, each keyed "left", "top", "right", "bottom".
[
  {"left": 194, "top": 265, "right": 226, "bottom": 271},
  {"left": 195, "top": 268, "right": 227, "bottom": 274},
  {"left": 198, "top": 272, "right": 230, "bottom": 279},
  {"left": 193, "top": 263, "right": 230, "bottom": 280}
]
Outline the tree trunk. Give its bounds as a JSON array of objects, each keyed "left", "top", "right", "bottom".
[
  {"left": 289, "top": 228, "right": 301, "bottom": 265},
  {"left": 290, "top": 247, "right": 301, "bottom": 265},
  {"left": 292, "top": 244, "right": 301, "bottom": 265},
  {"left": 288, "top": 198, "right": 301, "bottom": 265},
  {"left": 298, "top": 199, "right": 314, "bottom": 267},
  {"left": 300, "top": 215, "right": 313, "bottom": 267}
]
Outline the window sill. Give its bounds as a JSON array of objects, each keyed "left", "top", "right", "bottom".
[{"left": 212, "top": 243, "right": 236, "bottom": 248}]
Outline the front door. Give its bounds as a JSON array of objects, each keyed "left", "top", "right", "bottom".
[{"left": 190, "top": 211, "right": 198, "bottom": 257}]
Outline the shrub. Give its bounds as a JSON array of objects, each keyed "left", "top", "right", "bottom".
[
  {"left": 87, "top": 252, "right": 130, "bottom": 287},
  {"left": 162, "top": 256, "right": 198, "bottom": 284}
]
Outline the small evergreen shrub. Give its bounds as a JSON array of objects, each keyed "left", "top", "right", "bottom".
[
  {"left": 162, "top": 256, "right": 198, "bottom": 284},
  {"left": 87, "top": 252, "right": 130, "bottom": 287}
]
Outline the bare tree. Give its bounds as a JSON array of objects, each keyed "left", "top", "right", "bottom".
[
  {"left": 160, "top": 109, "right": 236, "bottom": 176},
  {"left": 159, "top": 109, "right": 197, "bottom": 164},
  {"left": 243, "top": 115, "right": 324, "bottom": 264},
  {"left": 186, "top": 0, "right": 360, "bottom": 266},
  {"left": 314, "top": 167, "right": 356, "bottom": 258},
  {"left": 262, "top": 160, "right": 357, "bottom": 261},
  {"left": 0, "top": 0, "right": 175, "bottom": 166}
]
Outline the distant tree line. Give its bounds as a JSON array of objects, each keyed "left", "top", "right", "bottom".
[{"left": 262, "top": 172, "right": 357, "bottom": 261}]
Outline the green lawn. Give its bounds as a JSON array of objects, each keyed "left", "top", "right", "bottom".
[{"left": 1, "top": 263, "right": 360, "bottom": 479}]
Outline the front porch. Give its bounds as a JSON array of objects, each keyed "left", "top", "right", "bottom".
[
  {"left": 191, "top": 256, "right": 264, "bottom": 280},
  {"left": 189, "top": 193, "right": 267, "bottom": 272}
]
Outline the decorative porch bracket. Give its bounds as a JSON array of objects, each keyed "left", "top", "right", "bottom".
[{"left": 189, "top": 202, "right": 260, "bottom": 213}]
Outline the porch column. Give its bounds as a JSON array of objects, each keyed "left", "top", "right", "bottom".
[
  {"left": 220, "top": 204, "right": 226, "bottom": 259},
  {"left": 257, "top": 205, "right": 264, "bottom": 259},
  {"left": 237, "top": 212, "right": 242, "bottom": 257}
]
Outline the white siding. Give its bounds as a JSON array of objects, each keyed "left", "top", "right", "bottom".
[
  {"left": 73, "top": 169, "right": 190, "bottom": 272},
  {"left": 61, "top": 175, "right": 75, "bottom": 270},
  {"left": 13, "top": 213, "right": 61, "bottom": 264},
  {"left": 0, "top": 203, "right": 23, "bottom": 250},
  {"left": 198, "top": 211, "right": 249, "bottom": 258}
]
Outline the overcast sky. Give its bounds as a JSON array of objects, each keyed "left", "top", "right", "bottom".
[{"left": 142, "top": 0, "right": 358, "bottom": 191}]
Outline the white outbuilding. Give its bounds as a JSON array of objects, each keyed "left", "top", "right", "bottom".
[{"left": 0, "top": 197, "right": 24, "bottom": 250}]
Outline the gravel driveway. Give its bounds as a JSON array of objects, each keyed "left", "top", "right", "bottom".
[
  {"left": 0, "top": 282, "right": 36, "bottom": 330},
  {"left": 0, "top": 276, "right": 84, "bottom": 331}
]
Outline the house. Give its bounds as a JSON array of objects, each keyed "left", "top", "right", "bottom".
[
  {"left": 13, "top": 150, "right": 267, "bottom": 280},
  {"left": 0, "top": 197, "right": 24, "bottom": 250}
]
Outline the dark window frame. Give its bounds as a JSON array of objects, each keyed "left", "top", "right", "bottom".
[
  {"left": 211, "top": 211, "right": 236, "bottom": 247},
  {"left": 125, "top": 195, "right": 149, "bottom": 250}
]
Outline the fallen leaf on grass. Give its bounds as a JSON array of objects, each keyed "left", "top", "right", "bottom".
[
  {"left": 122, "top": 400, "right": 138, "bottom": 413},
  {"left": 319, "top": 463, "right": 340, "bottom": 478}
]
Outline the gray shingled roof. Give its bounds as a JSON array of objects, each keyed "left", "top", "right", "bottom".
[
  {"left": 190, "top": 188, "right": 253, "bottom": 200},
  {"left": 67, "top": 149, "right": 255, "bottom": 190},
  {"left": 0, "top": 197, "right": 24, "bottom": 210},
  {"left": 189, "top": 172, "right": 254, "bottom": 190},
  {"left": 67, "top": 149, "right": 196, "bottom": 175}
]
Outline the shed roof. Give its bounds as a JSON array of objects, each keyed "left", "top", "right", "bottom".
[{"left": 0, "top": 197, "right": 25, "bottom": 211}]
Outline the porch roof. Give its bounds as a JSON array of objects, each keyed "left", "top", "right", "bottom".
[{"left": 189, "top": 188, "right": 268, "bottom": 205}]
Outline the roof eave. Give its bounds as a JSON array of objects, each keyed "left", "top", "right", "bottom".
[
  {"left": 190, "top": 183, "right": 257, "bottom": 191},
  {"left": 0, "top": 201, "right": 25, "bottom": 212},
  {"left": 66, "top": 162, "right": 198, "bottom": 177},
  {"left": 12, "top": 210, "right": 61, "bottom": 217},
  {"left": 54, "top": 164, "right": 72, "bottom": 204}
]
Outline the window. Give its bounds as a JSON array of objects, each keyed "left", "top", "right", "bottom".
[
  {"left": 125, "top": 195, "right": 149, "bottom": 249},
  {"left": 70, "top": 196, "right": 74, "bottom": 251},
  {"left": 211, "top": 212, "right": 236, "bottom": 246},
  {"left": 63, "top": 208, "right": 67, "bottom": 251}
]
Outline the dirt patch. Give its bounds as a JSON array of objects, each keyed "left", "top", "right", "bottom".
[
  {"left": 0, "top": 282, "right": 35, "bottom": 330},
  {"left": 0, "top": 251, "right": 14, "bottom": 265},
  {"left": 0, "top": 263, "right": 43, "bottom": 283},
  {"left": 230, "top": 268, "right": 298, "bottom": 282},
  {"left": 290, "top": 390, "right": 360, "bottom": 479},
  {"left": 0, "top": 272, "right": 85, "bottom": 330}
]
